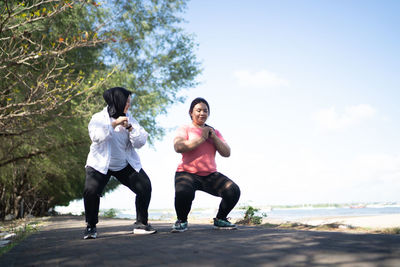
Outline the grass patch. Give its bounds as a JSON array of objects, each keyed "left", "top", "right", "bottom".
[
  {"left": 0, "top": 219, "right": 42, "bottom": 257},
  {"left": 377, "top": 227, "right": 400, "bottom": 235},
  {"left": 259, "top": 221, "right": 400, "bottom": 235},
  {"left": 261, "top": 222, "right": 279, "bottom": 228},
  {"left": 260, "top": 221, "right": 362, "bottom": 232}
]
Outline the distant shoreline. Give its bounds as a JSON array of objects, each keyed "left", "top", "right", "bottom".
[{"left": 54, "top": 202, "right": 400, "bottom": 230}]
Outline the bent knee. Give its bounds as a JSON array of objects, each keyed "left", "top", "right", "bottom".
[
  {"left": 83, "top": 187, "right": 100, "bottom": 198},
  {"left": 175, "top": 187, "right": 195, "bottom": 201},
  {"left": 223, "top": 182, "right": 241, "bottom": 199},
  {"left": 136, "top": 182, "right": 152, "bottom": 196}
]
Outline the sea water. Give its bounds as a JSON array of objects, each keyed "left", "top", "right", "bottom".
[
  {"left": 116, "top": 206, "right": 400, "bottom": 221},
  {"left": 55, "top": 201, "right": 400, "bottom": 222},
  {"left": 263, "top": 206, "right": 400, "bottom": 221}
]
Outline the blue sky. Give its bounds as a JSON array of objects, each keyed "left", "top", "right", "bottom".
[{"left": 59, "top": 0, "right": 400, "bottom": 214}]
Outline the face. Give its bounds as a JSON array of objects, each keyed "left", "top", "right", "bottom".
[
  {"left": 124, "top": 96, "right": 131, "bottom": 114},
  {"left": 190, "top": 102, "right": 209, "bottom": 126}
]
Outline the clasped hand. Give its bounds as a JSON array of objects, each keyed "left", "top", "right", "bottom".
[
  {"left": 113, "top": 116, "right": 132, "bottom": 131},
  {"left": 201, "top": 126, "right": 215, "bottom": 140}
]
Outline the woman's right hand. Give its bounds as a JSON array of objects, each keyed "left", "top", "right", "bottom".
[
  {"left": 112, "top": 116, "right": 128, "bottom": 128},
  {"left": 201, "top": 127, "right": 211, "bottom": 140},
  {"left": 174, "top": 127, "right": 209, "bottom": 153}
]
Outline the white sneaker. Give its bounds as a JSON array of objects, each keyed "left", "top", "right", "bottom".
[
  {"left": 83, "top": 226, "right": 97, "bottom": 239},
  {"left": 133, "top": 222, "right": 157, "bottom": 235}
]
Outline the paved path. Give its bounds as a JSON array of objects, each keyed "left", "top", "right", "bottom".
[{"left": 1, "top": 216, "right": 400, "bottom": 266}]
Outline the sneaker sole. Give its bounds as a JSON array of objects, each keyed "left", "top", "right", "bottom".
[
  {"left": 171, "top": 228, "right": 187, "bottom": 233},
  {"left": 133, "top": 229, "right": 157, "bottom": 235},
  {"left": 213, "top": 226, "right": 237, "bottom": 230},
  {"left": 84, "top": 234, "right": 97, "bottom": 239}
]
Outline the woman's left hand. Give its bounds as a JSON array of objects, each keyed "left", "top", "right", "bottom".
[
  {"left": 206, "top": 126, "right": 231, "bottom": 157},
  {"left": 206, "top": 126, "right": 216, "bottom": 140}
]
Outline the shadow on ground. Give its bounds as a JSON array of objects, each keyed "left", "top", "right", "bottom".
[{"left": 1, "top": 216, "right": 399, "bottom": 266}]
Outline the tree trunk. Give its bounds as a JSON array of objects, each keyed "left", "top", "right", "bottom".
[{"left": 13, "top": 195, "right": 22, "bottom": 218}]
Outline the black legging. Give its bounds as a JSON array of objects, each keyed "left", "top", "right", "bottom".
[
  {"left": 83, "top": 164, "right": 152, "bottom": 227},
  {"left": 174, "top": 171, "right": 240, "bottom": 222}
]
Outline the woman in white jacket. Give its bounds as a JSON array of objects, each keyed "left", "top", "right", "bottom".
[{"left": 83, "top": 87, "right": 156, "bottom": 239}]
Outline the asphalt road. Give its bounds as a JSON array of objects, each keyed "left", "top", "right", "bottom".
[{"left": 0, "top": 216, "right": 399, "bottom": 266}]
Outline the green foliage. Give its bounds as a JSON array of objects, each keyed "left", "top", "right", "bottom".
[
  {"left": 0, "top": 0, "right": 109, "bottom": 219},
  {"left": 236, "top": 206, "right": 267, "bottom": 225},
  {"left": 87, "top": 0, "right": 202, "bottom": 142},
  {"left": 0, "top": 0, "right": 200, "bottom": 219},
  {"left": 101, "top": 208, "right": 118, "bottom": 218}
]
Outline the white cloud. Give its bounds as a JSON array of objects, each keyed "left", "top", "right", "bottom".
[
  {"left": 313, "top": 104, "right": 376, "bottom": 131},
  {"left": 233, "top": 69, "right": 289, "bottom": 88}
]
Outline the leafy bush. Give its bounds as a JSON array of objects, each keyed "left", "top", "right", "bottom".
[
  {"left": 101, "top": 208, "right": 117, "bottom": 218},
  {"left": 236, "top": 206, "right": 267, "bottom": 225}
]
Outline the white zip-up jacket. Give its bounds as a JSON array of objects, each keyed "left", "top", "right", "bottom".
[{"left": 85, "top": 107, "right": 148, "bottom": 174}]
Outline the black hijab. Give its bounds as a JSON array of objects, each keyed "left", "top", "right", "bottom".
[{"left": 103, "top": 87, "right": 132, "bottom": 119}]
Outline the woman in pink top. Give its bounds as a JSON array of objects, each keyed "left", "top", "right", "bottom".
[{"left": 171, "top": 97, "right": 241, "bottom": 232}]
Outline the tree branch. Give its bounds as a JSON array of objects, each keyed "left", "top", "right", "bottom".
[{"left": 0, "top": 140, "right": 87, "bottom": 167}]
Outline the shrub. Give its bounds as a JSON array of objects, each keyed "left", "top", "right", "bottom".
[
  {"left": 102, "top": 208, "right": 117, "bottom": 218},
  {"left": 236, "top": 206, "right": 267, "bottom": 225}
]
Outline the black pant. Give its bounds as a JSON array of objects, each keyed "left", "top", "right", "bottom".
[
  {"left": 83, "top": 165, "right": 152, "bottom": 227},
  {"left": 174, "top": 171, "right": 241, "bottom": 222}
]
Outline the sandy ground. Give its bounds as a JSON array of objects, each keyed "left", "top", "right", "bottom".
[
  {"left": 262, "top": 214, "right": 400, "bottom": 229},
  {"left": 179, "top": 213, "right": 400, "bottom": 230}
]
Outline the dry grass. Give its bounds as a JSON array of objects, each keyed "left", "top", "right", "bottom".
[
  {"left": 260, "top": 221, "right": 400, "bottom": 235},
  {"left": 0, "top": 217, "right": 47, "bottom": 256}
]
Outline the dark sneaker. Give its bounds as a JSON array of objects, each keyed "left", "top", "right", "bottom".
[
  {"left": 133, "top": 222, "right": 157, "bottom": 235},
  {"left": 84, "top": 226, "right": 97, "bottom": 239},
  {"left": 213, "top": 218, "right": 237, "bottom": 230},
  {"left": 171, "top": 220, "right": 188, "bottom": 233}
]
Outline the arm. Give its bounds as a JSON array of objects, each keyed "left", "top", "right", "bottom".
[
  {"left": 88, "top": 114, "right": 114, "bottom": 144},
  {"left": 174, "top": 127, "right": 209, "bottom": 153},
  {"left": 209, "top": 128, "right": 231, "bottom": 157},
  {"left": 89, "top": 115, "right": 129, "bottom": 143},
  {"left": 127, "top": 116, "right": 148, "bottom": 149}
]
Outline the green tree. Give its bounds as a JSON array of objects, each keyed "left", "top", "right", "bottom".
[
  {"left": 88, "top": 0, "right": 201, "bottom": 139},
  {"left": 0, "top": 0, "right": 200, "bottom": 219},
  {"left": 0, "top": 0, "right": 113, "bottom": 219}
]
